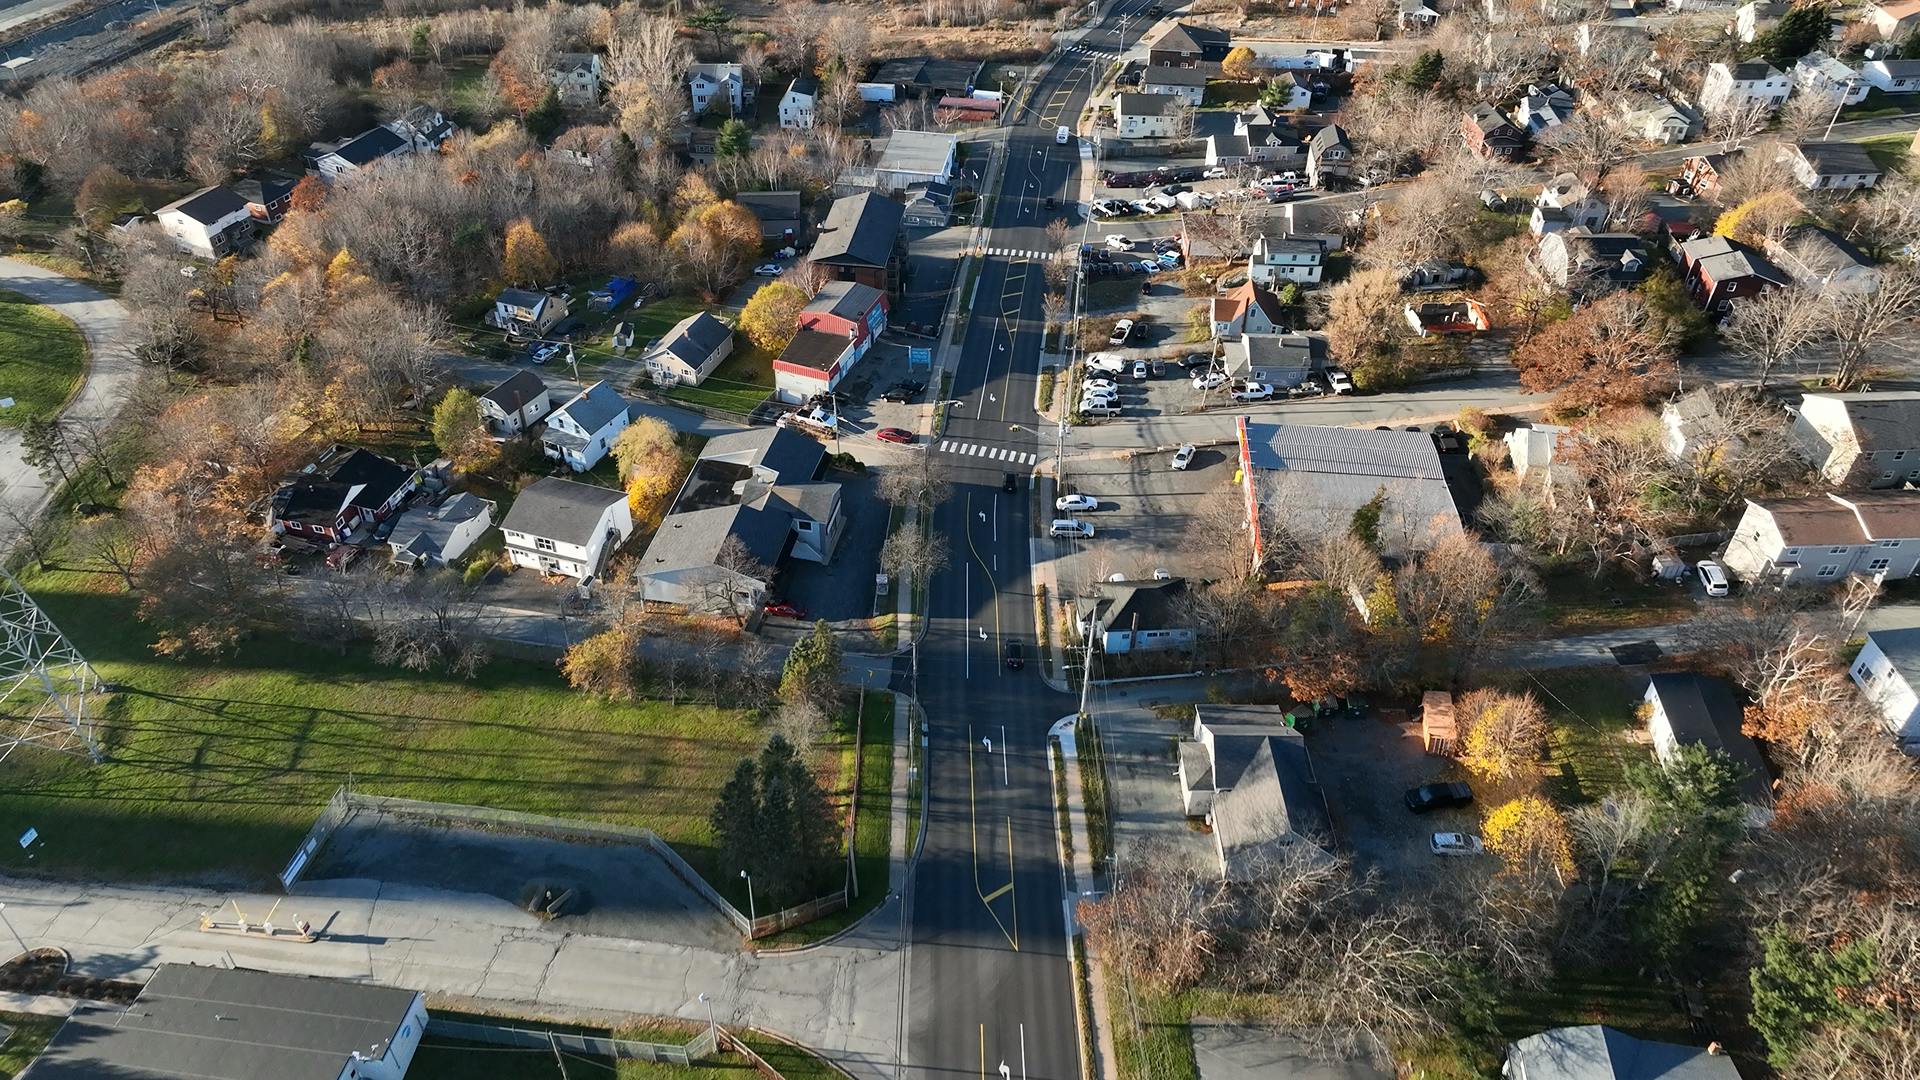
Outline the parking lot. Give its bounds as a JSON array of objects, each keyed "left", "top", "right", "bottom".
[
  {"left": 1045, "top": 435, "right": 1238, "bottom": 588},
  {"left": 1306, "top": 711, "right": 1485, "bottom": 882}
]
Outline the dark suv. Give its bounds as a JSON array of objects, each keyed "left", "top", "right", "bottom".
[
  {"left": 1004, "top": 640, "right": 1025, "bottom": 670},
  {"left": 1404, "top": 782, "right": 1473, "bottom": 814}
]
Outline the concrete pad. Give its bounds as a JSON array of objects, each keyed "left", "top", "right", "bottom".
[{"left": 1192, "top": 1022, "right": 1391, "bottom": 1080}]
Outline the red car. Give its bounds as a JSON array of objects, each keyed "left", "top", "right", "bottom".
[
  {"left": 763, "top": 601, "right": 807, "bottom": 619},
  {"left": 876, "top": 427, "right": 915, "bottom": 445}
]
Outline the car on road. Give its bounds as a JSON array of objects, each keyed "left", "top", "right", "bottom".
[
  {"left": 1231, "top": 382, "right": 1274, "bottom": 401},
  {"left": 1697, "top": 559, "right": 1731, "bottom": 597},
  {"left": 754, "top": 263, "right": 783, "bottom": 276},
  {"left": 1109, "top": 319, "right": 1135, "bottom": 344},
  {"left": 1004, "top": 639, "right": 1026, "bottom": 669},
  {"left": 1049, "top": 518, "right": 1095, "bottom": 539},
  {"left": 1327, "top": 369, "right": 1354, "bottom": 394},
  {"left": 881, "top": 380, "right": 925, "bottom": 403},
  {"left": 1431, "top": 832, "right": 1485, "bottom": 856},
  {"left": 1056, "top": 493, "right": 1099, "bottom": 512},
  {"left": 1202, "top": 166, "right": 1230, "bottom": 179},
  {"left": 763, "top": 600, "right": 807, "bottom": 619},
  {"left": 1132, "top": 360, "right": 1149, "bottom": 380},
  {"left": 1003, "top": 472, "right": 1019, "bottom": 493},
  {"left": 1191, "top": 371, "right": 1227, "bottom": 391},
  {"left": 875, "top": 427, "right": 915, "bottom": 444},
  {"left": 1105, "top": 234, "right": 1136, "bottom": 250},
  {"left": 1404, "top": 782, "right": 1474, "bottom": 814},
  {"left": 1170, "top": 443, "right": 1196, "bottom": 470},
  {"left": 529, "top": 341, "right": 563, "bottom": 365}
]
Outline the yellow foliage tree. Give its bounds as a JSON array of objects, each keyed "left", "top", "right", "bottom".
[
  {"left": 1221, "top": 45, "right": 1259, "bottom": 81},
  {"left": 1457, "top": 688, "right": 1549, "bottom": 783},
  {"left": 737, "top": 282, "right": 808, "bottom": 354},
  {"left": 562, "top": 624, "right": 639, "bottom": 700},
  {"left": 324, "top": 249, "right": 373, "bottom": 296},
  {"left": 1482, "top": 795, "right": 1575, "bottom": 884},
  {"left": 626, "top": 469, "right": 678, "bottom": 528},
  {"left": 503, "top": 218, "right": 558, "bottom": 284},
  {"left": 1712, "top": 190, "right": 1802, "bottom": 245}
]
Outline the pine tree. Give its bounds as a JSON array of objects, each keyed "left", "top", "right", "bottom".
[
  {"left": 711, "top": 758, "right": 763, "bottom": 884},
  {"left": 716, "top": 119, "right": 753, "bottom": 158}
]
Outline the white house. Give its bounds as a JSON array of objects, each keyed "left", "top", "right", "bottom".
[
  {"left": 1850, "top": 626, "right": 1920, "bottom": 745},
  {"left": 550, "top": 52, "right": 604, "bottom": 107},
  {"left": 1662, "top": 388, "right": 1734, "bottom": 462},
  {"left": 387, "top": 491, "right": 494, "bottom": 568},
  {"left": 1701, "top": 60, "right": 1791, "bottom": 114},
  {"left": 1792, "top": 51, "right": 1869, "bottom": 106},
  {"left": 779, "top": 76, "right": 818, "bottom": 129},
  {"left": 689, "top": 62, "right": 753, "bottom": 115},
  {"left": 154, "top": 185, "right": 256, "bottom": 259},
  {"left": 872, "top": 129, "right": 958, "bottom": 192},
  {"left": 1789, "top": 390, "right": 1920, "bottom": 485},
  {"left": 1512, "top": 83, "right": 1576, "bottom": 133},
  {"left": 1078, "top": 577, "right": 1195, "bottom": 654},
  {"left": 1860, "top": 57, "right": 1920, "bottom": 93},
  {"left": 1534, "top": 172, "right": 1606, "bottom": 231},
  {"left": 1620, "top": 94, "right": 1700, "bottom": 144},
  {"left": 492, "top": 288, "right": 569, "bottom": 336},
  {"left": 1139, "top": 65, "right": 1209, "bottom": 106},
  {"left": 1210, "top": 280, "right": 1288, "bottom": 340},
  {"left": 1643, "top": 673, "right": 1775, "bottom": 826},
  {"left": 1248, "top": 234, "right": 1325, "bottom": 284},
  {"left": 1114, "top": 92, "right": 1179, "bottom": 138},
  {"left": 499, "top": 476, "right": 633, "bottom": 583},
  {"left": 1865, "top": 0, "right": 1920, "bottom": 40},
  {"left": 540, "top": 380, "right": 630, "bottom": 472},
  {"left": 477, "top": 369, "right": 552, "bottom": 436},
  {"left": 1767, "top": 224, "right": 1880, "bottom": 295},
  {"left": 1175, "top": 704, "right": 1334, "bottom": 880},
  {"left": 643, "top": 310, "right": 735, "bottom": 387},
  {"left": 304, "top": 108, "right": 453, "bottom": 182},
  {"left": 1778, "top": 140, "right": 1883, "bottom": 191},
  {"left": 1733, "top": 0, "right": 1784, "bottom": 42},
  {"left": 1721, "top": 491, "right": 1920, "bottom": 584}
]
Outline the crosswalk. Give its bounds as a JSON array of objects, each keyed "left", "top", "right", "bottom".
[
  {"left": 982, "top": 247, "right": 1061, "bottom": 260},
  {"left": 938, "top": 440, "right": 1039, "bottom": 465},
  {"left": 1066, "top": 43, "right": 1115, "bottom": 56}
]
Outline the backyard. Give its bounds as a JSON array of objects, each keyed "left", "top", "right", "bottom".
[{"left": 0, "top": 289, "right": 86, "bottom": 428}]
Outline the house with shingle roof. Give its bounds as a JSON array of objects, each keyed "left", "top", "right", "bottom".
[
  {"left": 1722, "top": 491, "right": 1920, "bottom": 584},
  {"left": 643, "top": 310, "right": 734, "bottom": 388},
  {"left": 1176, "top": 704, "right": 1333, "bottom": 880},
  {"left": 1777, "top": 140, "right": 1883, "bottom": 191},
  {"left": 1146, "top": 21, "right": 1231, "bottom": 67},
  {"left": 1141, "top": 64, "right": 1209, "bottom": 104},
  {"left": 1791, "top": 391, "right": 1920, "bottom": 486},
  {"left": 500, "top": 476, "right": 632, "bottom": 583},
  {"left": 1849, "top": 625, "right": 1920, "bottom": 745},
  {"left": 478, "top": 369, "right": 552, "bottom": 436},
  {"left": 540, "top": 380, "right": 631, "bottom": 472},
  {"left": 155, "top": 185, "right": 256, "bottom": 259},
  {"left": 1504, "top": 1024, "right": 1744, "bottom": 1080},
  {"left": 1115, "top": 92, "right": 1180, "bottom": 138},
  {"left": 1678, "top": 235, "right": 1789, "bottom": 313},
  {"left": 1643, "top": 672, "right": 1775, "bottom": 825},
  {"left": 811, "top": 192, "right": 905, "bottom": 294}
]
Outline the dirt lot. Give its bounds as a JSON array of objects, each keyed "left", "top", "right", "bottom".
[{"left": 1306, "top": 711, "right": 1485, "bottom": 881}]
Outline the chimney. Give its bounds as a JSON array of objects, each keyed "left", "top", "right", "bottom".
[{"left": 1707, "top": 1042, "right": 1725, "bottom": 1056}]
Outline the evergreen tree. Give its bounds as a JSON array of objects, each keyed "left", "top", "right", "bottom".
[
  {"left": 1625, "top": 745, "right": 1746, "bottom": 961},
  {"left": 1750, "top": 924, "right": 1881, "bottom": 1067},
  {"left": 1757, "top": 4, "right": 1829, "bottom": 66},
  {"left": 710, "top": 758, "right": 763, "bottom": 885},
  {"left": 524, "top": 87, "right": 564, "bottom": 141},
  {"left": 715, "top": 118, "right": 753, "bottom": 159},
  {"left": 779, "top": 620, "right": 843, "bottom": 716},
  {"left": 20, "top": 417, "right": 72, "bottom": 486},
  {"left": 1396, "top": 50, "right": 1445, "bottom": 91}
]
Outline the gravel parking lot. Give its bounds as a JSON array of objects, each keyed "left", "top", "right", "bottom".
[{"left": 1307, "top": 712, "right": 1484, "bottom": 881}]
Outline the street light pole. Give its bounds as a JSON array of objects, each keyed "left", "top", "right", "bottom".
[
  {"left": 697, "top": 992, "right": 716, "bottom": 1038},
  {"left": 739, "top": 870, "right": 756, "bottom": 924}
]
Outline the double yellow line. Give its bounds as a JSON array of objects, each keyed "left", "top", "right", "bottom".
[{"left": 967, "top": 723, "right": 1019, "bottom": 951}]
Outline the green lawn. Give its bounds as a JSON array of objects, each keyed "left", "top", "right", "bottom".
[
  {"left": 0, "top": 561, "right": 771, "bottom": 884},
  {"left": 1854, "top": 131, "right": 1914, "bottom": 175},
  {"left": 662, "top": 334, "right": 774, "bottom": 417},
  {"left": 1531, "top": 570, "right": 1696, "bottom": 637},
  {"left": 0, "top": 1011, "right": 63, "bottom": 1080},
  {"left": 409, "top": 1014, "right": 842, "bottom": 1080},
  {"left": 0, "top": 289, "right": 86, "bottom": 428}
]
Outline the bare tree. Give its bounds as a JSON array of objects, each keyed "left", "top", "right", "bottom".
[
  {"left": 0, "top": 500, "right": 57, "bottom": 570},
  {"left": 1821, "top": 268, "right": 1920, "bottom": 389},
  {"left": 690, "top": 535, "right": 771, "bottom": 625},
  {"left": 1721, "top": 284, "right": 1825, "bottom": 388},
  {"left": 606, "top": 9, "right": 693, "bottom": 144},
  {"left": 1708, "top": 96, "right": 1772, "bottom": 152},
  {"left": 69, "top": 514, "right": 140, "bottom": 589},
  {"left": 372, "top": 571, "right": 493, "bottom": 677},
  {"left": 880, "top": 521, "right": 950, "bottom": 590}
]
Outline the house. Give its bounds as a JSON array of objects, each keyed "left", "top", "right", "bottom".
[
  {"left": 639, "top": 427, "right": 843, "bottom": 612},
  {"left": 779, "top": 76, "right": 818, "bottom": 129},
  {"left": 1533, "top": 229, "right": 1652, "bottom": 291},
  {"left": 500, "top": 476, "right": 632, "bottom": 583},
  {"left": 540, "top": 380, "right": 631, "bottom": 472},
  {"left": 230, "top": 173, "right": 296, "bottom": 224},
  {"left": 1860, "top": 57, "right": 1920, "bottom": 92},
  {"left": 735, "top": 190, "right": 804, "bottom": 244},
  {"left": 387, "top": 104, "right": 457, "bottom": 152},
  {"left": 154, "top": 185, "right": 256, "bottom": 259},
  {"left": 551, "top": 51, "right": 604, "bottom": 107},
  {"left": 1733, "top": 0, "right": 1784, "bottom": 41},
  {"left": 1146, "top": 21, "right": 1232, "bottom": 67},
  {"left": 1207, "top": 106, "right": 1304, "bottom": 167},
  {"left": 1701, "top": 60, "right": 1791, "bottom": 114},
  {"left": 1404, "top": 299, "right": 1490, "bottom": 336},
  {"left": 1663, "top": 388, "right": 1733, "bottom": 460},
  {"left": 22, "top": 964, "right": 429, "bottom": 1080},
  {"left": 868, "top": 57, "right": 985, "bottom": 99},
  {"left": 1793, "top": 51, "right": 1869, "bottom": 106},
  {"left": 1789, "top": 391, "right": 1920, "bottom": 486},
  {"left": 873, "top": 129, "right": 958, "bottom": 192},
  {"left": 1767, "top": 224, "right": 1879, "bottom": 294},
  {"left": 1778, "top": 140, "right": 1883, "bottom": 190},
  {"left": 1176, "top": 704, "right": 1333, "bottom": 880},
  {"left": 811, "top": 192, "right": 905, "bottom": 294},
  {"left": 774, "top": 281, "right": 889, "bottom": 404},
  {"left": 1848, "top": 626, "right": 1920, "bottom": 744},
  {"left": 1140, "top": 64, "right": 1209, "bottom": 105},
  {"left": 1678, "top": 235, "right": 1789, "bottom": 313},
  {"left": 643, "top": 310, "right": 735, "bottom": 387},
  {"left": 1532, "top": 172, "right": 1606, "bottom": 233},
  {"left": 1305, "top": 124, "right": 1353, "bottom": 187},
  {"left": 1226, "top": 333, "right": 1322, "bottom": 388},
  {"left": 1402, "top": 261, "right": 1482, "bottom": 290},
  {"left": 1463, "top": 102, "right": 1528, "bottom": 160},
  {"left": 303, "top": 108, "right": 453, "bottom": 182},
  {"left": 270, "top": 444, "right": 419, "bottom": 545},
  {"left": 1620, "top": 94, "right": 1700, "bottom": 144},
  {"left": 547, "top": 126, "right": 621, "bottom": 172},
  {"left": 901, "top": 180, "right": 954, "bottom": 227},
  {"left": 1115, "top": 92, "right": 1180, "bottom": 138},
  {"left": 1248, "top": 235, "right": 1325, "bottom": 285},
  {"left": 1399, "top": 0, "right": 1441, "bottom": 28},
  {"left": 1210, "top": 280, "right": 1289, "bottom": 340},
  {"left": 1504, "top": 422, "right": 1570, "bottom": 484},
  {"left": 492, "top": 288, "right": 569, "bottom": 336},
  {"left": 1722, "top": 490, "right": 1920, "bottom": 583},
  {"left": 1269, "top": 70, "right": 1316, "bottom": 111},
  {"left": 388, "top": 491, "right": 494, "bottom": 568},
  {"left": 1078, "top": 576, "right": 1194, "bottom": 653},
  {"left": 1679, "top": 151, "right": 1742, "bottom": 201},
  {"left": 1504, "top": 1025, "right": 1745, "bottom": 1080},
  {"left": 1235, "top": 419, "right": 1465, "bottom": 563},
  {"left": 1643, "top": 672, "right": 1776, "bottom": 824},
  {"left": 1512, "top": 83, "right": 1577, "bottom": 133},
  {"left": 477, "top": 369, "right": 552, "bottom": 436},
  {"left": 688, "top": 62, "right": 753, "bottom": 115},
  {"left": 1865, "top": 0, "right": 1920, "bottom": 39}
]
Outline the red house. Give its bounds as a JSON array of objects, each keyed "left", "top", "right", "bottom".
[
  {"left": 1462, "top": 103, "right": 1528, "bottom": 161},
  {"left": 270, "top": 444, "right": 420, "bottom": 543},
  {"left": 1677, "top": 235, "right": 1790, "bottom": 314},
  {"left": 774, "top": 281, "right": 891, "bottom": 404}
]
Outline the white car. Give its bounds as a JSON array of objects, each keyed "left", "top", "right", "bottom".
[
  {"left": 1132, "top": 360, "right": 1149, "bottom": 380},
  {"left": 1048, "top": 518, "right": 1095, "bottom": 539},
  {"left": 1056, "top": 493, "right": 1099, "bottom": 513},
  {"left": 1109, "top": 319, "right": 1135, "bottom": 345},
  {"left": 1327, "top": 369, "right": 1354, "bottom": 394},
  {"left": 754, "top": 263, "right": 783, "bottom": 276},
  {"left": 1232, "top": 382, "right": 1274, "bottom": 401},
  {"left": 1080, "top": 394, "right": 1118, "bottom": 410},
  {"left": 1083, "top": 378, "right": 1118, "bottom": 393},
  {"left": 1202, "top": 166, "right": 1230, "bottom": 179},
  {"left": 1170, "top": 444, "right": 1196, "bottom": 470},
  {"left": 1086, "top": 355, "right": 1126, "bottom": 376},
  {"left": 1192, "top": 371, "right": 1227, "bottom": 391},
  {"left": 1431, "top": 832, "right": 1485, "bottom": 857},
  {"left": 1697, "top": 559, "right": 1730, "bottom": 597},
  {"left": 1105, "top": 234, "right": 1136, "bottom": 251}
]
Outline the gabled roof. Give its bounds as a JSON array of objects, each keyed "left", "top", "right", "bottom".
[
  {"left": 550, "top": 379, "right": 629, "bottom": 435},
  {"left": 554, "top": 51, "right": 599, "bottom": 74},
  {"left": 1865, "top": 625, "right": 1920, "bottom": 686},
  {"left": 1143, "top": 65, "right": 1210, "bottom": 87},
  {"left": 1212, "top": 732, "right": 1332, "bottom": 877},
  {"left": 230, "top": 174, "right": 295, "bottom": 206},
  {"left": 481, "top": 369, "right": 549, "bottom": 413},
  {"left": 331, "top": 125, "right": 407, "bottom": 166},
  {"left": 1683, "top": 235, "right": 1788, "bottom": 286},
  {"left": 1081, "top": 576, "right": 1188, "bottom": 635},
  {"left": 1645, "top": 672, "right": 1773, "bottom": 807},
  {"left": 1505, "top": 1025, "right": 1743, "bottom": 1080},
  {"left": 812, "top": 192, "right": 903, "bottom": 269},
  {"left": 390, "top": 491, "right": 492, "bottom": 562},
  {"left": 1468, "top": 101, "right": 1521, "bottom": 136},
  {"left": 1308, "top": 123, "right": 1350, "bottom": 153},
  {"left": 1788, "top": 140, "right": 1882, "bottom": 177},
  {"left": 869, "top": 57, "right": 985, "bottom": 90},
  {"left": 1802, "top": 391, "right": 1920, "bottom": 452},
  {"left": 778, "top": 327, "right": 853, "bottom": 371},
  {"left": 157, "top": 185, "right": 250, "bottom": 226},
  {"left": 1148, "top": 21, "right": 1230, "bottom": 54},
  {"left": 647, "top": 310, "right": 733, "bottom": 368},
  {"left": 1722, "top": 60, "right": 1784, "bottom": 81},
  {"left": 641, "top": 427, "right": 831, "bottom": 579},
  {"left": 689, "top": 62, "right": 744, "bottom": 82},
  {"left": 500, "top": 476, "right": 626, "bottom": 546},
  {"left": 496, "top": 287, "right": 549, "bottom": 310},
  {"left": 1116, "top": 92, "right": 1177, "bottom": 117},
  {"left": 1240, "top": 421, "right": 1463, "bottom": 540},
  {"left": 1867, "top": 57, "right": 1920, "bottom": 78},
  {"left": 271, "top": 445, "right": 414, "bottom": 528},
  {"left": 807, "top": 280, "right": 887, "bottom": 321},
  {"left": 788, "top": 75, "right": 819, "bottom": 97}
]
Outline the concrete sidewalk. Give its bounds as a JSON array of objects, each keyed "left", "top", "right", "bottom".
[{"left": 1049, "top": 716, "right": 1117, "bottom": 1080}]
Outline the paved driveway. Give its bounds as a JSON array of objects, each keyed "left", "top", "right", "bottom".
[{"left": 0, "top": 258, "right": 134, "bottom": 521}]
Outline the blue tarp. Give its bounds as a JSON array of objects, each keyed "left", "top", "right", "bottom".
[{"left": 590, "top": 276, "right": 637, "bottom": 309}]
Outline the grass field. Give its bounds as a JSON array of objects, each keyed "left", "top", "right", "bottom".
[
  {"left": 0, "top": 1011, "right": 62, "bottom": 1079},
  {"left": 0, "top": 561, "right": 771, "bottom": 884},
  {"left": 0, "top": 289, "right": 86, "bottom": 428},
  {"left": 1855, "top": 131, "right": 1915, "bottom": 175},
  {"left": 664, "top": 339, "right": 774, "bottom": 416}
]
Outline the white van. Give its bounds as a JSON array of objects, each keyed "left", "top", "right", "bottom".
[
  {"left": 1085, "top": 352, "right": 1127, "bottom": 375},
  {"left": 1049, "top": 519, "right": 1095, "bottom": 539},
  {"left": 1696, "top": 559, "right": 1730, "bottom": 597},
  {"left": 1056, "top": 125, "right": 1072, "bottom": 145}
]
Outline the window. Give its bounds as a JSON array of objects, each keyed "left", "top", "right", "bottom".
[
  {"left": 1882, "top": 540, "right": 1902, "bottom": 548},
  {"left": 1883, "top": 472, "right": 1898, "bottom": 482},
  {"left": 1857, "top": 663, "right": 1877, "bottom": 682},
  {"left": 1830, "top": 546, "right": 1849, "bottom": 554},
  {"left": 1786, "top": 547, "right": 1801, "bottom": 556},
  {"left": 1870, "top": 559, "right": 1892, "bottom": 571},
  {"left": 1897, "top": 451, "right": 1907, "bottom": 461},
  {"left": 1818, "top": 564, "right": 1841, "bottom": 577},
  {"left": 535, "top": 537, "right": 556, "bottom": 553}
]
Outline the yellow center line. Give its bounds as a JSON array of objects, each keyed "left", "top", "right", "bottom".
[
  {"left": 966, "top": 727, "right": 1019, "bottom": 950},
  {"left": 979, "top": 1024, "right": 985, "bottom": 1080},
  {"left": 962, "top": 492, "right": 1002, "bottom": 648}
]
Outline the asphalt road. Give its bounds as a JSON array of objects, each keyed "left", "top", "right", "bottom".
[{"left": 904, "top": 6, "right": 1158, "bottom": 1079}]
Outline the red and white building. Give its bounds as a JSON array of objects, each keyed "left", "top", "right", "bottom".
[{"left": 774, "top": 281, "right": 890, "bottom": 404}]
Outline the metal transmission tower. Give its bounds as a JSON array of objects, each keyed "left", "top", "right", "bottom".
[{"left": 0, "top": 570, "right": 102, "bottom": 763}]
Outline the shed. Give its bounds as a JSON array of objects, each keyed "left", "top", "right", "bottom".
[{"left": 1422, "top": 690, "right": 1457, "bottom": 755}]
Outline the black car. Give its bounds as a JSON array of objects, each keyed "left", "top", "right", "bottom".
[
  {"left": 881, "top": 380, "right": 925, "bottom": 403},
  {"left": 1003, "top": 472, "right": 1018, "bottom": 493},
  {"left": 1404, "top": 782, "right": 1474, "bottom": 814},
  {"left": 1178, "top": 353, "right": 1213, "bottom": 369},
  {"left": 1003, "top": 639, "right": 1025, "bottom": 670},
  {"left": 1161, "top": 183, "right": 1191, "bottom": 197}
]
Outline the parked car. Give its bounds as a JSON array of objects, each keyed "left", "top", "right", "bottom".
[
  {"left": 1085, "top": 352, "right": 1126, "bottom": 374},
  {"left": 881, "top": 380, "right": 925, "bottom": 403},
  {"left": 754, "top": 263, "right": 783, "bottom": 276},
  {"left": 1004, "top": 639, "right": 1026, "bottom": 670},
  {"left": 1202, "top": 166, "right": 1230, "bottom": 179},
  {"left": 1327, "top": 369, "right": 1355, "bottom": 394},
  {"left": 1191, "top": 371, "right": 1227, "bottom": 391},
  {"left": 1161, "top": 183, "right": 1191, "bottom": 196},
  {"left": 1132, "top": 360, "right": 1149, "bottom": 380},
  {"left": 1170, "top": 443, "right": 1196, "bottom": 470},
  {"left": 1697, "top": 559, "right": 1730, "bottom": 597},
  {"left": 1178, "top": 353, "right": 1213, "bottom": 370},
  {"left": 763, "top": 600, "right": 808, "bottom": 619},
  {"left": 1049, "top": 519, "right": 1095, "bottom": 539},
  {"left": 1056, "top": 493, "right": 1098, "bottom": 512},
  {"left": 875, "top": 427, "right": 915, "bottom": 444},
  {"left": 1289, "top": 378, "right": 1325, "bottom": 398},
  {"left": 1083, "top": 377, "right": 1118, "bottom": 392},
  {"left": 1431, "top": 832, "right": 1485, "bottom": 856},
  {"left": 1232, "top": 383, "right": 1274, "bottom": 401},
  {"left": 529, "top": 341, "right": 563, "bottom": 365},
  {"left": 1109, "top": 319, "right": 1135, "bottom": 345},
  {"left": 1405, "top": 782, "right": 1474, "bottom": 814},
  {"left": 1105, "top": 234, "right": 1136, "bottom": 251}
]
